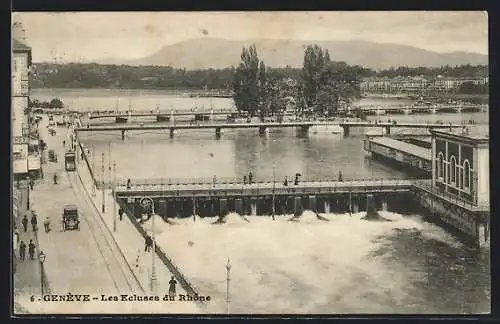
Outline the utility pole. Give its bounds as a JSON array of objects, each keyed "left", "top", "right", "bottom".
[
  {"left": 91, "top": 145, "right": 96, "bottom": 197},
  {"left": 113, "top": 161, "right": 117, "bottom": 233},
  {"left": 226, "top": 258, "right": 231, "bottom": 314},
  {"left": 151, "top": 201, "right": 157, "bottom": 294},
  {"left": 272, "top": 162, "right": 276, "bottom": 220},
  {"left": 101, "top": 152, "right": 105, "bottom": 213}
]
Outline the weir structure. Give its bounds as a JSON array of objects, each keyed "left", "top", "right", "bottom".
[
  {"left": 75, "top": 121, "right": 465, "bottom": 140},
  {"left": 113, "top": 178, "right": 415, "bottom": 221}
]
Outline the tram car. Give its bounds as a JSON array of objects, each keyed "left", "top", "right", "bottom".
[{"left": 64, "top": 151, "right": 76, "bottom": 171}]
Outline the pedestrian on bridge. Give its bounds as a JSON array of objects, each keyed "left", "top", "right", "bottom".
[
  {"left": 338, "top": 171, "right": 343, "bottom": 182},
  {"left": 126, "top": 179, "right": 132, "bottom": 190},
  {"left": 28, "top": 240, "right": 35, "bottom": 260},
  {"left": 248, "top": 171, "right": 253, "bottom": 184},
  {"left": 22, "top": 215, "right": 28, "bottom": 232},
  {"left": 31, "top": 213, "right": 38, "bottom": 232},
  {"left": 243, "top": 175, "right": 247, "bottom": 185},
  {"left": 283, "top": 176, "right": 288, "bottom": 186}
]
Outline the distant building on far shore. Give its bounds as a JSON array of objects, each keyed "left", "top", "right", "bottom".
[{"left": 360, "top": 76, "right": 488, "bottom": 95}]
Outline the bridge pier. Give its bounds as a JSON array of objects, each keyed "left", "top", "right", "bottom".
[
  {"left": 121, "top": 130, "right": 125, "bottom": 140},
  {"left": 215, "top": 127, "right": 222, "bottom": 139},
  {"left": 192, "top": 197, "right": 196, "bottom": 220},
  {"left": 366, "top": 194, "right": 377, "bottom": 216},
  {"left": 404, "top": 109, "right": 410, "bottom": 115},
  {"left": 169, "top": 128, "right": 175, "bottom": 138},
  {"left": 324, "top": 200, "right": 330, "bottom": 214},
  {"left": 308, "top": 195, "right": 317, "bottom": 212},
  {"left": 296, "top": 125, "right": 310, "bottom": 137},
  {"left": 381, "top": 198, "right": 388, "bottom": 211},
  {"left": 219, "top": 198, "right": 229, "bottom": 218},
  {"left": 259, "top": 126, "right": 267, "bottom": 136},
  {"left": 294, "top": 196, "right": 303, "bottom": 217},
  {"left": 235, "top": 198, "right": 243, "bottom": 215},
  {"left": 342, "top": 125, "right": 350, "bottom": 137},
  {"left": 384, "top": 126, "right": 391, "bottom": 135}
]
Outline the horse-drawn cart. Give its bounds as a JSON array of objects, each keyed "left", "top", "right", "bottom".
[{"left": 62, "top": 204, "right": 80, "bottom": 231}]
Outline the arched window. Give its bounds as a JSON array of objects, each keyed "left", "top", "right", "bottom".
[
  {"left": 463, "top": 160, "right": 471, "bottom": 190},
  {"left": 450, "top": 155, "right": 457, "bottom": 184},
  {"left": 437, "top": 152, "right": 444, "bottom": 179}
]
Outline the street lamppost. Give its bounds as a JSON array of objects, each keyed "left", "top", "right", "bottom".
[
  {"left": 272, "top": 162, "right": 276, "bottom": 220},
  {"left": 38, "top": 250, "right": 46, "bottom": 295},
  {"left": 140, "top": 196, "right": 157, "bottom": 294},
  {"left": 101, "top": 152, "right": 105, "bottom": 213},
  {"left": 113, "top": 161, "right": 117, "bottom": 233},
  {"left": 226, "top": 258, "right": 231, "bottom": 314}
]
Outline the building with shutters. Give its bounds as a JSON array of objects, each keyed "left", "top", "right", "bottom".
[{"left": 12, "top": 38, "right": 32, "bottom": 177}]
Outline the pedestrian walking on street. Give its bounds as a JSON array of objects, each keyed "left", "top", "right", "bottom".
[
  {"left": 43, "top": 216, "right": 51, "bottom": 233},
  {"left": 31, "top": 213, "right": 38, "bottom": 232},
  {"left": 118, "top": 208, "right": 124, "bottom": 221},
  {"left": 22, "top": 215, "right": 28, "bottom": 232},
  {"left": 19, "top": 241, "right": 26, "bottom": 261},
  {"left": 28, "top": 240, "right": 35, "bottom": 260},
  {"left": 168, "top": 276, "right": 177, "bottom": 298},
  {"left": 29, "top": 178, "right": 34, "bottom": 190}
]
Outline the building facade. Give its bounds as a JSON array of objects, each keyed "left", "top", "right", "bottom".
[
  {"left": 431, "top": 128, "right": 489, "bottom": 208},
  {"left": 12, "top": 38, "right": 32, "bottom": 178},
  {"left": 361, "top": 76, "right": 489, "bottom": 95}
]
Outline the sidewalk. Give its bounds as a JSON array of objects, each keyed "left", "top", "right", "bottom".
[
  {"left": 76, "top": 154, "right": 202, "bottom": 314},
  {"left": 13, "top": 181, "right": 43, "bottom": 299}
]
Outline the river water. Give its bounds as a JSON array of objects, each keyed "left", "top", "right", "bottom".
[{"left": 33, "top": 88, "right": 490, "bottom": 314}]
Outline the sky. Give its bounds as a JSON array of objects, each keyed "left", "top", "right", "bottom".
[{"left": 12, "top": 11, "right": 488, "bottom": 63}]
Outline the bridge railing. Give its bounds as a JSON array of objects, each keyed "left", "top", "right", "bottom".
[{"left": 108, "top": 176, "right": 418, "bottom": 190}]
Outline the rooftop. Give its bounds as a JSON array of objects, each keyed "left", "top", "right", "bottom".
[
  {"left": 12, "top": 38, "right": 31, "bottom": 51},
  {"left": 369, "top": 137, "right": 431, "bottom": 161},
  {"left": 431, "top": 127, "right": 489, "bottom": 143}
]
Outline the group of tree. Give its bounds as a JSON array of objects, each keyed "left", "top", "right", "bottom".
[
  {"left": 30, "top": 62, "right": 488, "bottom": 91},
  {"left": 28, "top": 97, "right": 64, "bottom": 109},
  {"left": 457, "top": 81, "right": 489, "bottom": 95},
  {"left": 231, "top": 43, "right": 364, "bottom": 117}
]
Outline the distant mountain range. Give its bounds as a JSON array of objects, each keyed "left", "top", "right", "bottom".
[{"left": 94, "top": 38, "right": 488, "bottom": 70}]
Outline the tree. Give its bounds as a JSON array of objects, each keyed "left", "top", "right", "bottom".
[
  {"left": 302, "top": 45, "right": 331, "bottom": 108},
  {"left": 232, "top": 45, "right": 261, "bottom": 116},
  {"left": 301, "top": 45, "right": 361, "bottom": 116},
  {"left": 49, "top": 98, "right": 64, "bottom": 108},
  {"left": 315, "top": 62, "right": 361, "bottom": 116}
]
